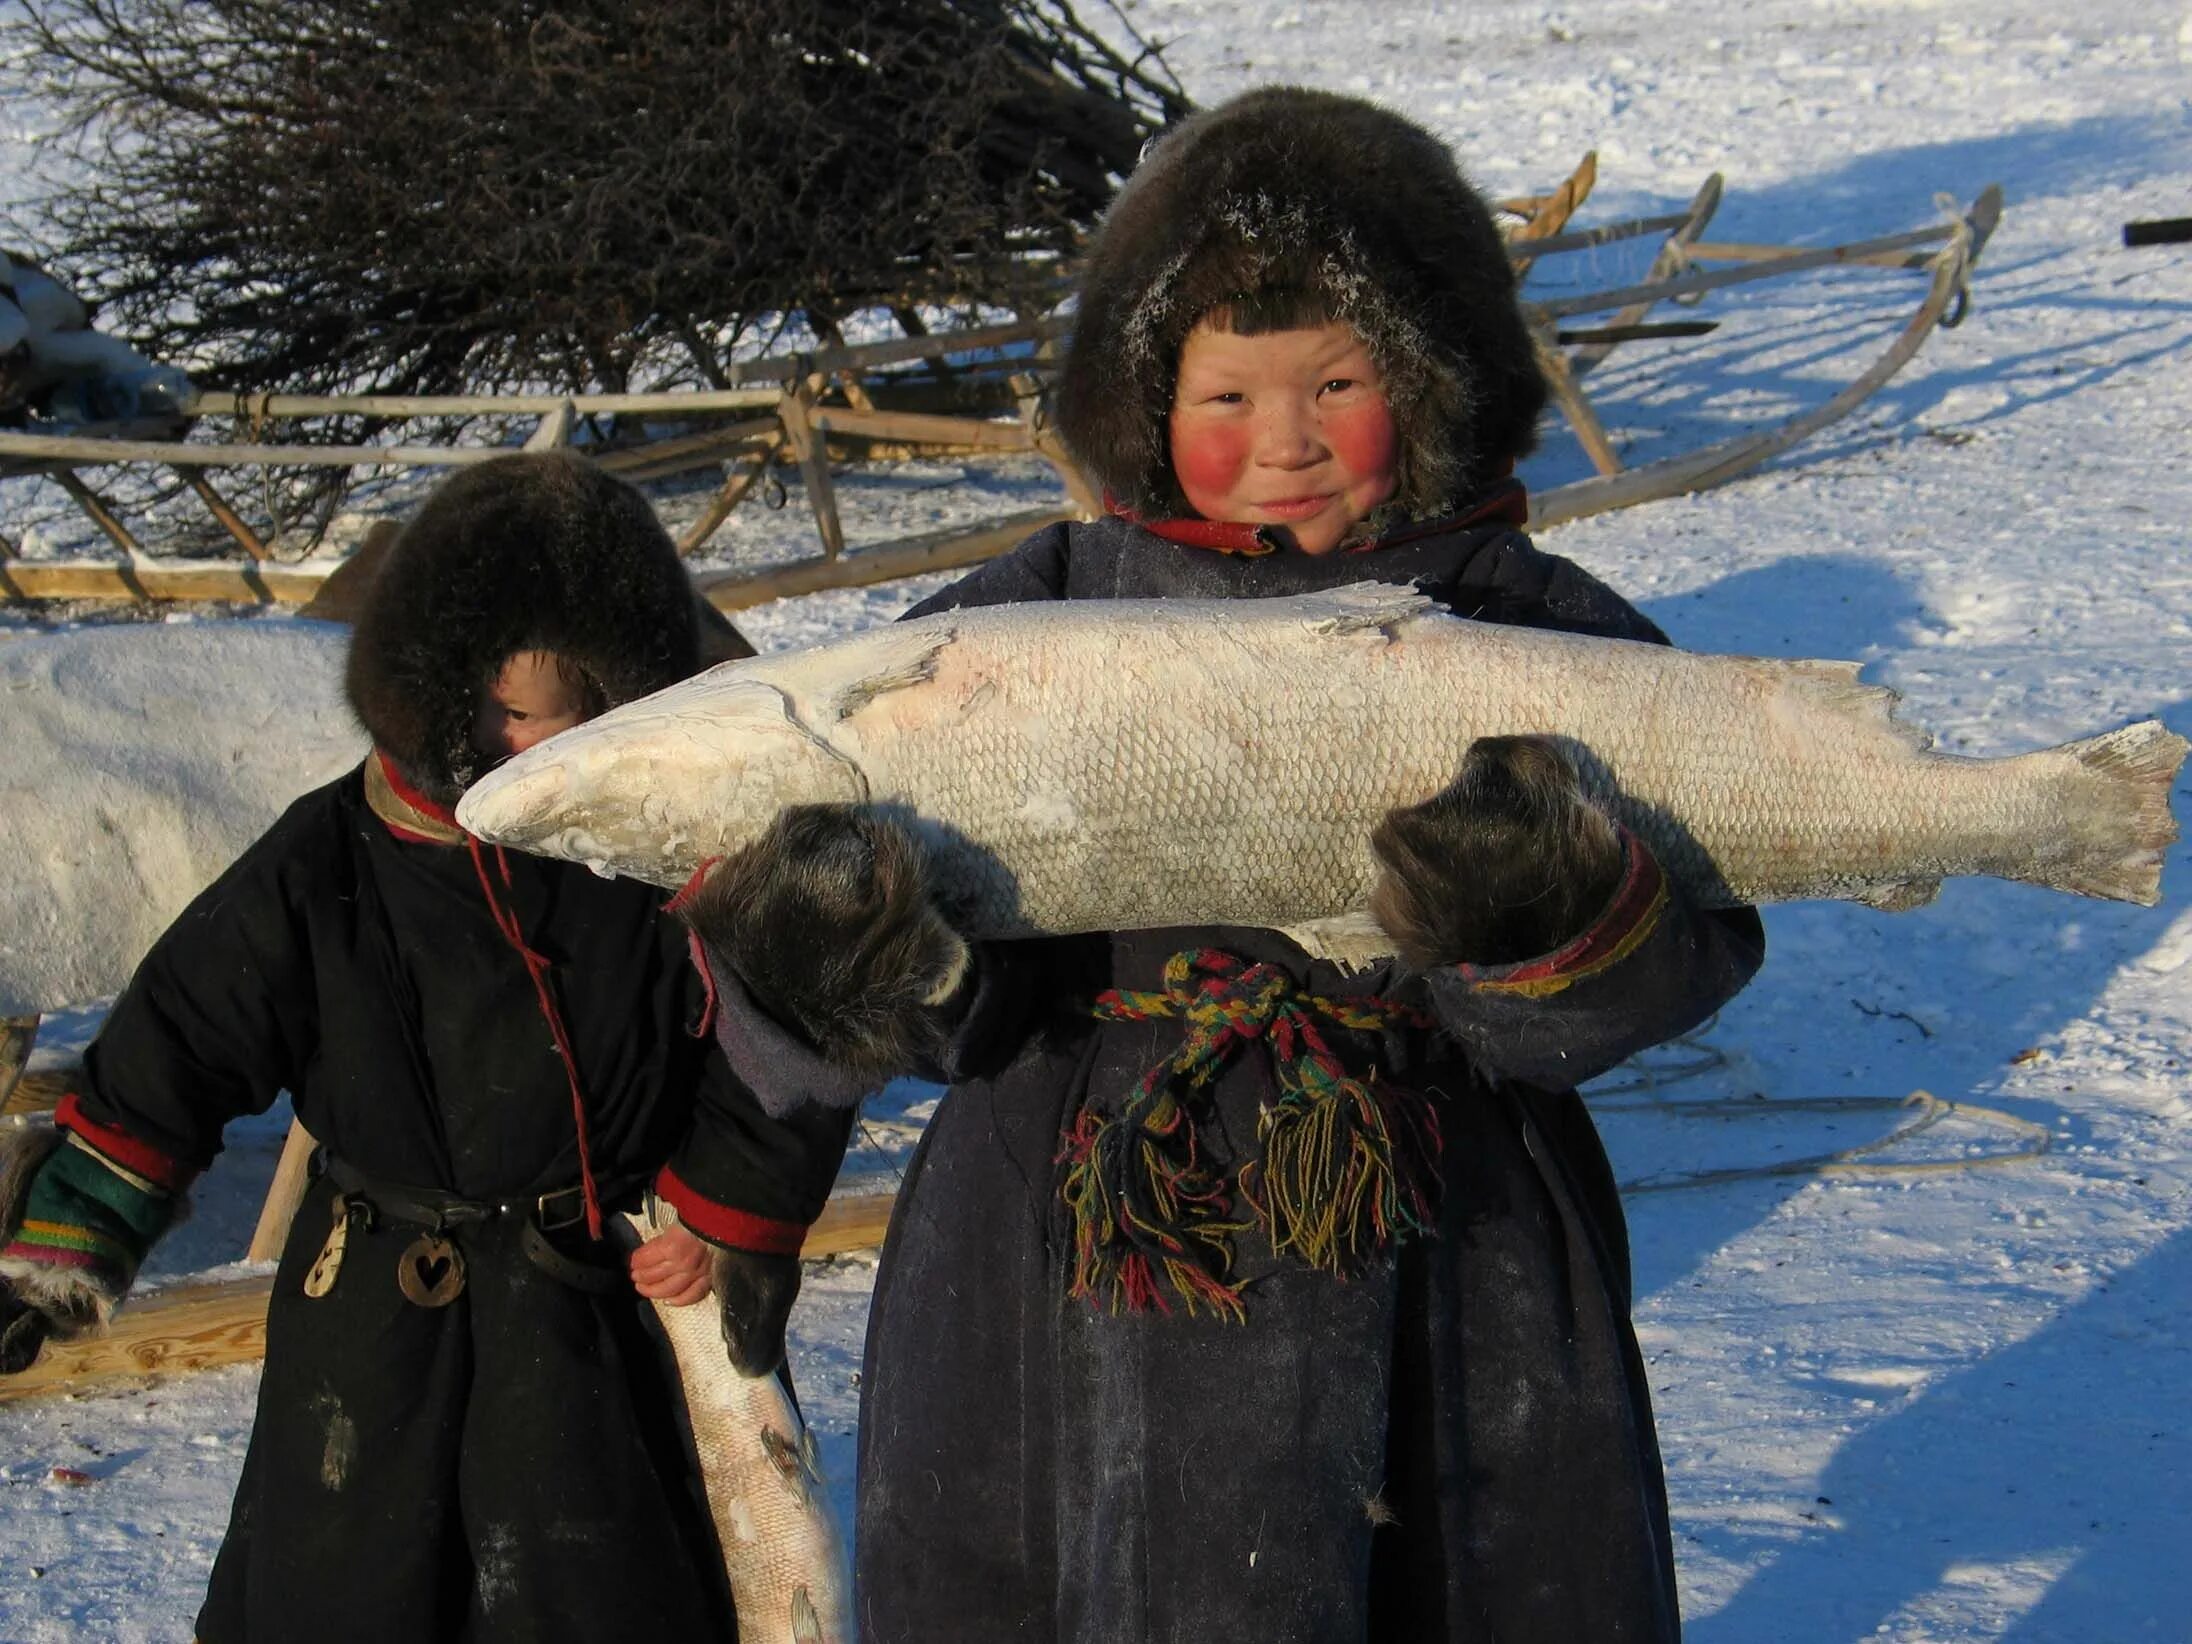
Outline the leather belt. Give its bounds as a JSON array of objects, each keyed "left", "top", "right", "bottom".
[{"left": 316, "top": 1152, "right": 637, "bottom": 1295}]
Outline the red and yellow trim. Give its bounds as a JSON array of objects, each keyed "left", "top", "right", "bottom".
[
  {"left": 1458, "top": 830, "right": 1668, "bottom": 1000},
  {"left": 1113, "top": 475, "right": 1531, "bottom": 557},
  {"left": 654, "top": 1163, "right": 809, "bottom": 1257},
  {"left": 364, "top": 749, "right": 467, "bottom": 845}
]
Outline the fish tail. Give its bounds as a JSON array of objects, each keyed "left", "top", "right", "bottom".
[{"left": 2020, "top": 721, "right": 2188, "bottom": 905}]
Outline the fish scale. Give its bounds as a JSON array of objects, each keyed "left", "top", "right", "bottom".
[{"left": 458, "top": 586, "right": 2185, "bottom": 964}]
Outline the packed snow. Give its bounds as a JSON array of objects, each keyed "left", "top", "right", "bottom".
[{"left": 3, "top": 0, "right": 2190, "bottom": 1638}]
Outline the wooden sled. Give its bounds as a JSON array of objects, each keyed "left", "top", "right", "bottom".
[
  {"left": 0, "top": 165, "right": 2000, "bottom": 609},
  {"left": 1523, "top": 182, "right": 2005, "bottom": 528},
  {"left": 0, "top": 313, "right": 1094, "bottom": 610}
]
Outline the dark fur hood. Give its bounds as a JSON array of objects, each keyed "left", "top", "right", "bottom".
[
  {"left": 1055, "top": 86, "right": 1548, "bottom": 523},
  {"left": 345, "top": 452, "right": 700, "bottom": 804}
]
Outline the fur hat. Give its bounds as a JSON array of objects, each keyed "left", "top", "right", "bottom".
[
  {"left": 345, "top": 452, "right": 700, "bottom": 803},
  {"left": 1056, "top": 87, "right": 1548, "bottom": 524}
]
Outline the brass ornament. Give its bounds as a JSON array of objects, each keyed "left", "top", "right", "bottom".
[{"left": 396, "top": 1233, "right": 466, "bottom": 1307}]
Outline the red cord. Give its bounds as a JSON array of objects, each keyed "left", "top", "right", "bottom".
[{"left": 468, "top": 836, "right": 604, "bottom": 1240}]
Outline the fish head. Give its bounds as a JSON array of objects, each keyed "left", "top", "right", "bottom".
[{"left": 454, "top": 672, "right": 866, "bottom": 888}]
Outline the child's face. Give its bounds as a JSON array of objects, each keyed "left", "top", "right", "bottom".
[
  {"left": 1167, "top": 319, "right": 1399, "bottom": 555},
  {"left": 475, "top": 649, "right": 591, "bottom": 762}
]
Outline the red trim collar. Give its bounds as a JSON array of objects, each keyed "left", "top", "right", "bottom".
[
  {"left": 374, "top": 750, "right": 461, "bottom": 828},
  {"left": 1115, "top": 478, "right": 1531, "bottom": 557}
]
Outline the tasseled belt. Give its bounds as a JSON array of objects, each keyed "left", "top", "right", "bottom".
[{"left": 1058, "top": 947, "right": 1443, "bottom": 1322}]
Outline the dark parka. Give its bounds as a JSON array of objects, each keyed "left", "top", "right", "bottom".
[
  {"left": 711, "top": 512, "right": 1765, "bottom": 1644},
  {"left": 65, "top": 454, "right": 850, "bottom": 1643},
  {"left": 713, "top": 88, "right": 1765, "bottom": 1641}
]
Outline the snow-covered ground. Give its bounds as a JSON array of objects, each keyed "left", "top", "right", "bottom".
[{"left": 4, "top": 0, "right": 2191, "bottom": 1638}]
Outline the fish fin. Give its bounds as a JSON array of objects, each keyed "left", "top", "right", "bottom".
[
  {"left": 2023, "top": 721, "right": 2188, "bottom": 905},
  {"left": 1855, "top": 879, "right": 1941, "bottom": 913},
  {"left": 1781, "top": 659, "right": 1933, "bottom": 755},
  {"left": 830, "top": 624, "right": 956, "bottom": 721},
  {"left": 1300, "top": 582, "right": 1442, "bottom": 636},
  {"left": 791, "top": 1587, "right": 823, "bottom": 1644},
  {"left": 1277, "top": 912, "right": 1395, "bottom": 972}
]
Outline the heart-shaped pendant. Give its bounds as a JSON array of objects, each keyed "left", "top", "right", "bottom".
[{"left": 396, "top": 1233, "right": 466, "bottom": 1307}]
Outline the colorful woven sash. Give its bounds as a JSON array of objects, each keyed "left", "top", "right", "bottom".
[{"left": 1059, "top": 948, "right": 1443, "bottom": 1321}]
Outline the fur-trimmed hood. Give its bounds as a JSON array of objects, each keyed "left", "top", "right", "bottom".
[
  {"left": 345, "top": 451, "right": 699, "bottom": 804},
  {"left": 1055, "top": 86, "right": 1548, "bottom": 525}
]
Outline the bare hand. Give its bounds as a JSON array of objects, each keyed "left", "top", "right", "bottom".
[{"left": 629, "top": 1222, "right": 714, "bottom": 1306}]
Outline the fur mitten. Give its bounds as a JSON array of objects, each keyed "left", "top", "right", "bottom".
[
  {"left": 1371, "top": 735, "right": 1627, "bottom": 969},
  {"left": 713, "top": 1247, "right": 801, "bottom": 1380},
  {"left": 0, "top": 1121, "right": 178, "bottom": 1373},
  {"left": 677, "top": 804, "right": 971, "bottom": 1083}
]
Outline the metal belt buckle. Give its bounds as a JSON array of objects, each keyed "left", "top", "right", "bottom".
[{"left": 535, "top": 1186, "right": 587, "bottom": 1232}]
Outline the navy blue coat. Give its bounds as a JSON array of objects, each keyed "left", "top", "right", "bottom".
[{"left": 720, "top": 508, "right": 1763, "bottom": 1644}]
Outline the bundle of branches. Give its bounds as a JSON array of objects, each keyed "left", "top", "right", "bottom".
[{"left": 5, "top": 0, "right": 1184, "bottom": 531}]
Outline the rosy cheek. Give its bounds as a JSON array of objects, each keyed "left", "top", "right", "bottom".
[
  {"left": 1168, "top": 419, "right": 1251, "bottom": 517},
  {"left": 1325, "top": 398, "right": 1400, "bottom": 496}
]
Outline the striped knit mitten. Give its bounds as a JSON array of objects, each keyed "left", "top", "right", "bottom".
[{"left": 0, "top": 1124, "right": 179, "bottom": 1373}]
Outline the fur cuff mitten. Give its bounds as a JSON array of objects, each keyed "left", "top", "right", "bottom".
[
  {"left": 713, "top": 1246, "right": 802, "bottom": 1380},
  {"left": 677, "top": 803, "right": 971, "bottom": 1083},
  {"left": 1, "top": 1121, "right": 178, "bottom": 1370},
  {"left": 1371, "top": 735, "right": 1627, "bottom": 969}
]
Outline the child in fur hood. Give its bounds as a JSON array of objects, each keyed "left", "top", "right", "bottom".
[
  {"left": 0, "top": 452, "right": 850, "bottom": 1643},
  {"left": 681, "top": 88, "right": 1765, "bottom": 1642}
]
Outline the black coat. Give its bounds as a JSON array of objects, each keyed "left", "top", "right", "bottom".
[
  {"left": 714, "top": 507, "right": 1762, "bottom": 1644},
  {"left": 72, "top": 763, "right": 851, "bottom": 1643}
]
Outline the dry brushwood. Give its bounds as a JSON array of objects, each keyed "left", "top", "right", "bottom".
[{"left": 4, "top": 0, "right": 1185, "bottom": 527}]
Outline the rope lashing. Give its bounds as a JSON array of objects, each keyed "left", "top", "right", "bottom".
[{"left": 1059, "top": 948, "right": 1442, "bottom": 1320}]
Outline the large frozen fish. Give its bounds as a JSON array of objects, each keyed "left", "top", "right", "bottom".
[
  {"left": 622, "top": 1201, "right": 851, "bottom": 1644},
  {"left": 457, "top": 586, "right": 2185, "bottom": 961}
]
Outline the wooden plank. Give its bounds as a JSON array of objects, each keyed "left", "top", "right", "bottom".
[
  {"left": 696, "top": 505, "right": 1075, "bottom": 610},
  {"left": 0, "top": 1273, "right": 278, "bottom": 1402},
  {"left": 1, "top": 1067, "right": 71, "bottom": 1119},
  {"left": 0, "top": 498, "right": 1062, "bottom": 608},
  {"left": 776, "top": 379, "right": 845, "bottom": 561},
  {"left": 1533, "top": 217, "right": 1958, "bottom": 321},
  {"left": 1569, "top": 172, "right": 1724, "bottom": 380},
  {"left": 1506, "top": 152, "right": 1599, "bottom": 276},
  {"left": 1498, "top": 151, "right": 1598, "bottom": 236},
  {"left": 0, "top": 432, "right": 517, "bottom": 471},
  {"left": 0, "top": 1183, "right": 903, "bottom": 1403},
  {"left": 246, "top": 1120, "right": 318, "bottom": 1263},
  {"left": 183, "top": 387, "right": 784, "bottom": 420},
  {"left": 52, "top": 470, "right": 148, "bottom": 557},
  {"left": 177, "top": 470, "right": 269, "bottom": 560},
  {"left": 676, "top": 437, "right": 784, "bottom": 556},
  {"left": 175, "top": 317, "right": 1071, "bottom": 422},
  {"left": 1510, "top": 210, "right": 1693, "bottom": 262},
  {"left": 0, "top": 1016, "right": 35, "bottom": 1110},
  {"left": 0, "top": 557, "right": 327, "bottom": 605},
  {"left": 811, "top": 407, "right": 1031, "bottom": 453},
  {"left": 594, "top": 419, "right": 780, "bottom": 477},
  {"left": 1684, "top": 239, "right": 1941, "bottom": 270},
  {"left": 1535, "top": 332, "right": 1624, "bottom": 476},
  {"left": 522, "top": 400, "right": 577, "bottom": 451}
]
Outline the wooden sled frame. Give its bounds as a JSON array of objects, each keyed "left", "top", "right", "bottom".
[
  {"left": 0, "top": 311, "right": 1096, "bottom": 610},
  {"left": 0, "top": 158, "right": 1999, "bottom": 613},
  {"left": 1525, "top": 182, "right": 2005, "bottom": 527}
]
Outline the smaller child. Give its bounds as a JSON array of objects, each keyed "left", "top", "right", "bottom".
[{"left": 0, "top": 452, "right": 848, "bottom": 1643}]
